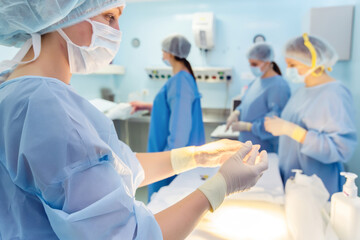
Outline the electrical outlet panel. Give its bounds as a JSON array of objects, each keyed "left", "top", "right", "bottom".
[{"left": 145, "top": 67, "right": 232, "bottom": 83}]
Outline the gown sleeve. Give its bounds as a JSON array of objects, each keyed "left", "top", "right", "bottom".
[
  {"left": 165, "top": 74, "right": 195, "bottom": 150},
  {"left": 15, "top": 85, "right": 162, "bottom": 240},
  {"left": 300, "top": 86, "right": 357, "bottom": 164},
  {"left": 251, "top": 81, "right": 291, "bottom": 140}
]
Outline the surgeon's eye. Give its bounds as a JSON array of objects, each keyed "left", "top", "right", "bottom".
[{"left": 105, "top": 14, "right": 116, "bottom": 24}]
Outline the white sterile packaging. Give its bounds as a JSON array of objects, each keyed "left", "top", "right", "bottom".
[
  {"left": 105, "top": 103, "right": 133, "bottom": 120},
  {"left": 284, "top": 170, "right": 339, "bottom": 240},
  {"left": 90, "top": 98, "right": 133, "bottom": 120}
]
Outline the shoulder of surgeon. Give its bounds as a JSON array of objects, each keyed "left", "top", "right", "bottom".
[
  {"left": 263, "top": 75, "right": 290, "bottom": 93},
  {"left": 318, "top": 80, "right": 353, "bottom": 101},
  {"left": 326, "top": 81, "right": 355, "bottom": 108},
  {"left": 2, "top": 76, "right": 111, "bottom": 128},
  {"left": 270, "top": 75, "right": 289, "bottom": 86},
  {"left": 166, "top": 70, "right": 198, "bottom": 93},
  {"left": 167, "top": 70, "right": 195, "bottom": 83}
]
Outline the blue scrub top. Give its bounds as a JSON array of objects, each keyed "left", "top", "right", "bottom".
[
  {"left": 0, "top": 76, "right": 163, "bottom": 239},
  {"left": 236, "top": 75, "right": 290, "bottom": 152},
  {"left": 148, "top": 70, "right": 205, "bottom": 152},
  {"left": 279, "top": 81, "right": 358, "bottom": 196},
  {"left": 147, "top": 71, "right": 205, "bottom": 199}
]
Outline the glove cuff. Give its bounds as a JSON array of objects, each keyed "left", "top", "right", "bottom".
[
  {"left": 291, "top": 126, "right": 307, "bottom": 142},
  {"left": 198, "top": 173, "right": 227, "bottom": 212},
  {"left": 246, "top": 122, "right": 252, "bottom": 132},
  {"left": 170, "top": 146, "right": 196, "bottom": 174}
]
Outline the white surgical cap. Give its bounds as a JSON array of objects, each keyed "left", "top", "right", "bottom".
[
  {"left": 247, "top": 42, "right": 274, "bottom": 62},
  {"left": 162, "top": 34, "right": 191, "bottom": 59},
  {"left": 0, "top": 0, "right": 126, "bottom": 47},
  {"left": 284, "top": 35, "right": 338, "bottom": 69}
]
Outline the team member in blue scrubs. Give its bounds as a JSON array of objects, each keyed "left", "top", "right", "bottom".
[
  {"left": 226, "top": 43, "right": 290, "bottom": 153},
  {"left": 131, "top": 35, "right": 205, "bottom": 201},
  {"left": 265, "top": 34, "right": 358, "bottom": 195}
]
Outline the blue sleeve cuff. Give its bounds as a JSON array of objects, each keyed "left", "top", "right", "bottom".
[{"left": 300, "top": 130, "right": 350, "bottom": 164}]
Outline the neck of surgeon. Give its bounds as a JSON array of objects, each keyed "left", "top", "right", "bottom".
[
  {"left": 305, "top": 71, "right": 335, "bottom": 88},
  {"left": 7, "top": 33, "right": 71, "bottom": 85},
  {"left": 171, "top": 59, "right": 189, "bottom": 75},
  {"left": 261, "top": 64, "right": 278, "bottom": 79}
]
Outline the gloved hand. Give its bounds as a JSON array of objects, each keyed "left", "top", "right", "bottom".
[
  {"left": 231, "top": 121, "right": 252, "bottom": 132},
  {"left": 198, "top": 142, "right": 268, "bottom": 211},
  {"left": 171, "top": 139, "right": 246, "bottom": 174},
  {"left": 225, "top": 110, "right": 240, "bottom": 131},
  {"left": 264, "top": 116, "right": 307, "bottom": 143}
]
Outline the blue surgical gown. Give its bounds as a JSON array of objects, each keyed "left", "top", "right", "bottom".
[
  {"left": 236, "top": 75, "right": 290, "bottom": 152},
  {"left": 0, "top": 76, "right": 163, "bottom": 239},
  {"left": 147, "top": 71, "right": 205, "bottom": 200},
  {"left": 279, "top": 81, "right": 357, "bottom": 196}
]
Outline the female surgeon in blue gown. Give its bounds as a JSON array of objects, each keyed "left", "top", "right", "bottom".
[
  {"left": 0, "top": 1, "right": 268, "bottom": 239},
  {"left": 226, "top": 43, "right": 291, "bottom": 153},
  {"left": 131, "top": 35, "right": 205, "bottom": 201},
  {"left": 265, "top": 34, "right": 357, "bottom": 196}
]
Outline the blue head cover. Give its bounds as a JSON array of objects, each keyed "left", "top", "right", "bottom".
[
  {"left": 162, "top": 34, "right": 191, "bottom": 59},
  {"left": 247, "top": 42, "right": 275, "bottom": 62},
  {"left": 0, "top": 0, "right": 125, "bottom": 47}
]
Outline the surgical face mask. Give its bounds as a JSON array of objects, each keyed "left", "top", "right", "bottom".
[
  {"left": 285, "top": 67, "right": 316, "bottom": 83},
  {"left": 57, "top": 19, "right": 122, "bottom": 74},
  {"left": 250, "top": 66, "right": 264, "bottom": 78},
  {"left": 285, "top": 67, "right": 304, "bottom": 83},
  {"left": 163, "top": 59, "right": 171, "bottom": 66}
]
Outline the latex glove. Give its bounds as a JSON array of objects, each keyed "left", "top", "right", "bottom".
[
  {"left": 225, "top": 110, "right": 240, "bottom": 131},
  {"left": 198, "top": 142, "right": 268, "bottom": 211},
  {"left": 264, "top": 116, "right": 307, "bottom": 143},
  {"left": 231, "top": 121, "right": 252, "bottom": 132},
  {"left": 129, "top": 101, "right": 153, "bottom": 114},
  {"left": 171, "top": 139, "right": 246, "bottom": 174}
]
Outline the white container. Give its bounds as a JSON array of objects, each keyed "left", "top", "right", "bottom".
[{"left": 330, "top": 172, "right": 360, "bottom": 240}]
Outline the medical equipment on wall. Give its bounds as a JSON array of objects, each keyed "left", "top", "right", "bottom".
[
  {"left": 145, "top": 67, "right": 232, "bottom": 83},
  {"left": 253, "top": 34, "right": 266, "bottom": 43},
  {"left": 330, "top": 172, "right": 360, "bottom": 240},
  {"left": 192, "top": 12, "right": 215, "bottom": 50}
]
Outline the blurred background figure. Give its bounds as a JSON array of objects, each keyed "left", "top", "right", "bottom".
[
  {"left": 265, "top": 33, "right": 358, "bottom": 195},
  {"left": 226, "top": 42, "right": 290, "bottom": 153},
  {"left": 131, "top": 34, "right": 205, "bottom": 201}
]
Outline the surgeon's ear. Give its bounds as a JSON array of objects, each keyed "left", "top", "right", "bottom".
[{"left": 313, "top": 66, "right": 325, "bottom": 75}]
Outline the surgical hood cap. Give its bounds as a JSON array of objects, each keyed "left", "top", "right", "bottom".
[
  {"left": 284, "top": 35, "right": 338, "bottom": 69},
  {"left": 162, "top": 34, "right": 191, "bottom": 59},
  {"left": 247, "top": 42, "right": 274, "bottom": 62},
  {"left": 0, "top": 0, "right": 126, "bottom": 47}
]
